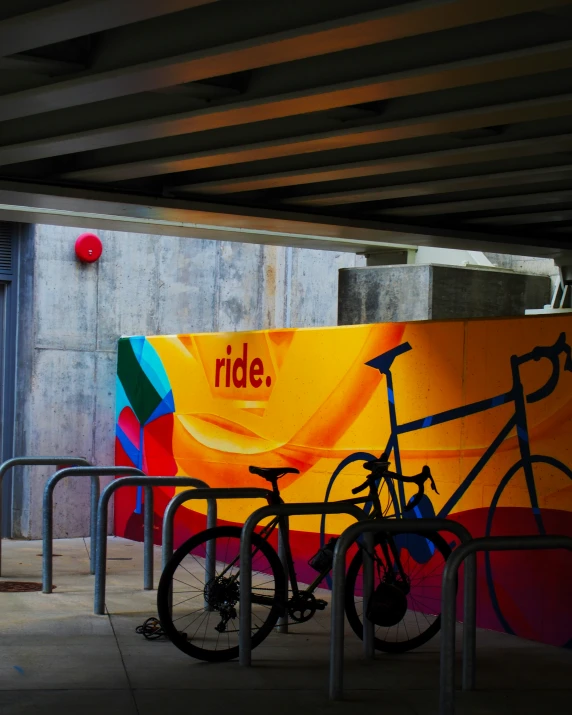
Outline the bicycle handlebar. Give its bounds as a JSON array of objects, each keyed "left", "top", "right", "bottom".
[
  {"left": 515, "top": 332, "right": 572, "bottom": 404},
  {"left": 353, "top": 460, "right": 439, "bottom": 512}
]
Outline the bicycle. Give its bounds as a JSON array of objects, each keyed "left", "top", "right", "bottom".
[
  {"left": 157, "top": 459, "right": 447, "bottom": 662},
  {"left": 322, "top": 331, "right": 572, "bottom": 639}
]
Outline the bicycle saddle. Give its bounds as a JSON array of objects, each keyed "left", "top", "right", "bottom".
[{"left": 248, "top": 465, "right": 300, "bottom": 482}]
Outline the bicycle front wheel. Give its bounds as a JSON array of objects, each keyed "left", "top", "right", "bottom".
[
  {"left": 344, "top": 530, "right": 451, "bottom": 653},
  {"left": 157, "top": 526, "right": 285, "bottom": 662}
]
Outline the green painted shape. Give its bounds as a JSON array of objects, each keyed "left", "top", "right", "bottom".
[{"left": 117, "top": 338, "right": 162, "bottom": 425}]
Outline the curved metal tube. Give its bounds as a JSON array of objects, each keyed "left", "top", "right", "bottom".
[
  {"left": 0, "top": 456, "right": 90, "bottom": 575},
  {"left": 440, "top": 534, "right": 572, "bottom": 715},
  {"left": 94, "top": 476, "right": 212, "bottom": 614},
  {"left": 239, "top": 501, "right": 368, "bottom": 667},
  {"left": 329, "top": 518, "right": 474, "bottom": 701},
  {"left": 42, "top": 466, "right": 143, "bottom": 592}
]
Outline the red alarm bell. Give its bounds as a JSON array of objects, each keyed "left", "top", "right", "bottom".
[{"left": 75, "top": 233, "right": 102, "bottom": 263}]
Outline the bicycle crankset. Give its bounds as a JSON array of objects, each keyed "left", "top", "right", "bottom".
[{"left": 288, "top": 593, "right": 327, "bottom": 623}]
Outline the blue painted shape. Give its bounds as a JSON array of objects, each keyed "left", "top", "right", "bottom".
[
  {"left": 140, "top": 340, "right": 171, "bottom": 396},
  {"left": 115, "top": 377, "right": 132, "bottom": 423},
  {"left": 13, "top": 666, "right": 24, "bottom": 675},
  {"left": 145, "top": 390, "right": 175, "bottom": 425},
  {"left": 517, "top": 426, "right": 529, "bottom": 442},
  {"left": 422, "top": 416, "right": 433, "bottom": 428},
  {"left": 116, "top": 427, "right": 140, "bottom": 468},
  {"left": 365, "top": 342, "right": 412, "bottom": 373},
  {"left": 491, "top": 395, "right": 506, "bottom": 407},
  {"left": 397, "top": 494, "right": 436, "bottom": 559},
  {"left": 130, "top": 336, "right": 146, "bottom": 362},
  {"left": 387, "top": 388, "right": 395, "bottom": 404},
  {"left": 532, "top": 506, "right": 541, "bottom": 515}
]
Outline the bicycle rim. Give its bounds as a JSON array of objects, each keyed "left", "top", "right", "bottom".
[{"left": 157, "top": 526, "right": 285, "bottom": 662}]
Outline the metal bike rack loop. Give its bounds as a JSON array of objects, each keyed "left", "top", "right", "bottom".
[
  {"left": 162, "top": 487, "right": 269, "bottom": 612},
  {"left": 239, "top": 501, "right": 369, "bottom": 667},
  {"left": 440, "top": 535, "right": 572, "bottom": 715},
  {"left": 42, "top": 466, "right": 144, "bottom": 593},
  {"left": 162, "top": 487, "right": 272, "bottom": 569},
  {"left": 0, "top": 456, "right": 90, "bottom": 575},
  {"left": 94, "top": 476, "right": 211, "bottom": 614},
  {"left": 330, "top": 518, "right": 474, "bottom": 701}
]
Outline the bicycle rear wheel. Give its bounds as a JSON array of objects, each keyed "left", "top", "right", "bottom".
[
  {"left": 157, "top": 526, "right": 285, "bottom": 662},
  {"left": 344, "top": 530, "right": 451, "bottom": 653}
]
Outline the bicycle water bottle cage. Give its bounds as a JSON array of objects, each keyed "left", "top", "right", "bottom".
[{"left": 365, "top": 342, "right": 412, "bottom": 374}]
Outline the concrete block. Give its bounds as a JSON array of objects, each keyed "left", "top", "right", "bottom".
[
  {"left": 34, "top": 225, "right": 98, "bottom": 351},
  {"left": 430, "top": 266, "right": 551, "bottom": 320},
  {"left": 157, "top": 236, "right": 217, "bottom": 334},
  {"left": 96, "top": 230, "right": 159, "bottom": 350},
  {"left": 338, "top": 265, "right": 431, "bottom": 324},
  {"left": 338, "top": 265, "right": 551, "bottom": 324}
]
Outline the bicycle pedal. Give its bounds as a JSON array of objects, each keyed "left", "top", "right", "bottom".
[{"left": 315, "top": 599, "right": 328, "bottom": 611}]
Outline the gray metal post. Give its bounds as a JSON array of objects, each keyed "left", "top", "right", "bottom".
[
  {"left": 239, "top": 501, "right": 366, "bottom": 667},
  {"left": 361, "top": 531, "right": 375, "bottom": 659},
  {"left": 143, "top": 485, "right": 154, "bottom": 590},
  {"left": 95, "top": 476, "right": 219, "bottom": 615},
  {"left": 440, "top": 534, "right": 572, "bottom": 715},
  {"left": 42, "top": 466, "right": 143, "bottom": 593},
  {"left": 0, "top": 456, "right": 90, "bottom": 575},
  {"left": 276, "top": 521, "right": 289, "bottom": 634},
  {"left": 330, "top": 518, "right": 473, "bottom": 701},
  {"left": 461, "top": 552, "right": 477, "bottom": 691}
]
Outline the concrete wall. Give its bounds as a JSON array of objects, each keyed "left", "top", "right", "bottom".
[
  {"left": 338, "top": 264, "right": 551, "bottom": 325},
  {"left": 13, "top": 225, "right": 363, "bottom": 539}
]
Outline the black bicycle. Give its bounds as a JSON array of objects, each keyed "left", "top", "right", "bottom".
[{"left": 157, "top": 458, "right": 449, "bottom": 662}]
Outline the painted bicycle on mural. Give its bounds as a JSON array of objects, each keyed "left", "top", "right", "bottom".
[
  {"left": 322, "top": 330, "right": 572, "bottom": 643},
  {"left": 157, "top": 331, "right": 572, "bottom": 661}
]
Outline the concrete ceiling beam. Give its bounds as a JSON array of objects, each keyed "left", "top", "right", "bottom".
[
  {"left": 0, "top": 0, "right": 568, "bottom": 120},
  {"left": 0, "top": 0, "right": 218, "bottom": 57}
]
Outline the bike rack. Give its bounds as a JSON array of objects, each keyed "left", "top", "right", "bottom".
[
  {"left": 0, "top": 456, "right": 90, "bottom": 575},
  {"left": 94, "top": 476, "right": 212, "bottom": 615},
  {"left": 329, "top": 518, "right": 474, "bottom": 701},
  {"left": 239, "top": 501, "right": 369, "bottom": 667},
  {"left": 42, "top": 466, "right": 145, "bottom": 593},
  {"left": 162, "top": 487, "right": 270, "bottom": 612},
  {"left": 440, "top": 534, "right": 572, "bottom": 715}
]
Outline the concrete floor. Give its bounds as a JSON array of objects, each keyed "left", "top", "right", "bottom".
[{"left": 0, "top": 537, "right": 571, "bottom": 715}]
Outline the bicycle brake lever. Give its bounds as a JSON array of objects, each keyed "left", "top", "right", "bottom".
[{"left": 428, "top": 475, "right": 440, "bottom": 495}]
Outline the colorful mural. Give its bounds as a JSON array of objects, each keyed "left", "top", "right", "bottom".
[{"left": 115, "top": 315, "right": 572, "bottom": 647}]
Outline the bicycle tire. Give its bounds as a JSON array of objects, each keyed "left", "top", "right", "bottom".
[
  {"left": 157, "top": 525, "right": 285, "bottom": 662},
  {"left": 344, "top": 530, "right": 451, "bottom": 653},
  {"left": 485, "top": 455, "right": 572, "bottom": 640}
]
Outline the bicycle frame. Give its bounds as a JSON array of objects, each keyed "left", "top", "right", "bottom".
[{"left": 363, "top": 333, "right": 571, "bottom": 529}]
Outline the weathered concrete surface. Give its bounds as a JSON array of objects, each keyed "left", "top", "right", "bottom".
[
  {"left": 1, "top": 537, "right": 572, "bottom": 715},
  {"left": 339, "top": 264, "right": 551, "bottom": 325},
  {"left": 13, "top": 224, "right": 362, "bottom": 539},
  {"left": 338, "top": 265, "right": 431, "bottom": 324}
]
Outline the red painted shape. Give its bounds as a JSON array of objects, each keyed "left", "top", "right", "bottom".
[
  {"left": 118, "top": 406, "right": 140, "bottom": 449},
  {"left": 75, "top": 233, "right": 102, "bottom": 263}
]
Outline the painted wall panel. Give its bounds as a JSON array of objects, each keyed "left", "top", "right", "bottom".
[{"left": 115, "top": 314, "right": 572, "bottom": 646}]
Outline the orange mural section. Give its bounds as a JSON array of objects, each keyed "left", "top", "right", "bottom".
[{"left": 115, "top": 314, "right": 572, "bottom": 647}]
